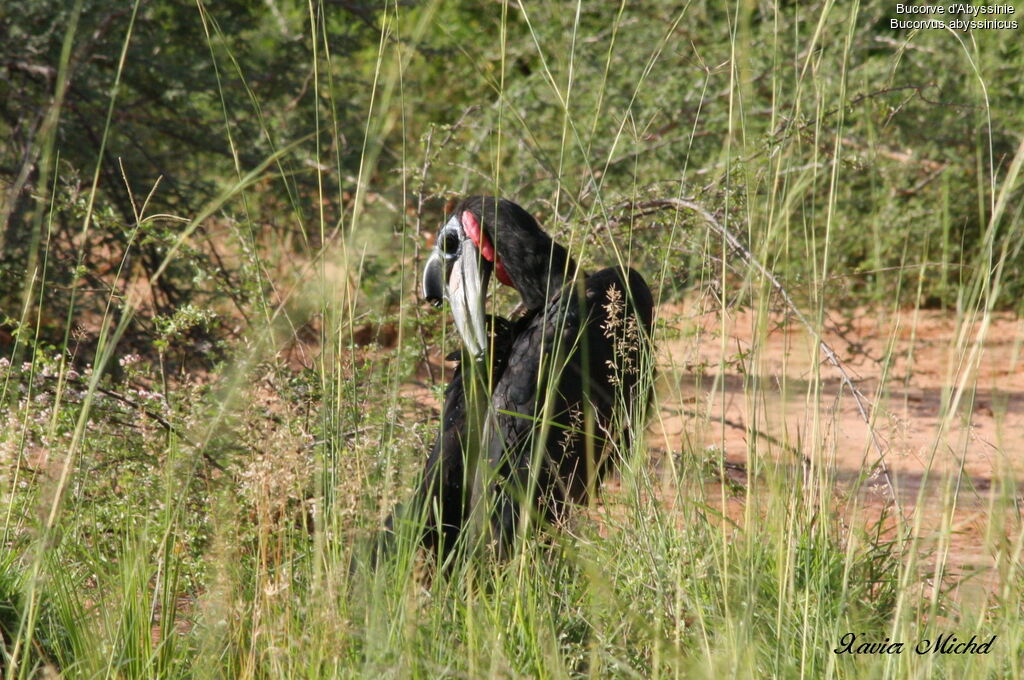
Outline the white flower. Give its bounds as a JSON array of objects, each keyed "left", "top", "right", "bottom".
[{"left": 119, "top": 354, "right": 141, "bottom": 368}]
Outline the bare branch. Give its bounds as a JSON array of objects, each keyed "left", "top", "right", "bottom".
[{"left": 621, "top": 197, "right": 907, "bottom": 524}]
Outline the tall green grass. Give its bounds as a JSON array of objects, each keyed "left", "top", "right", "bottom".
[{"left": 2, "top": 0, "right": 1023, "bottom": 677}]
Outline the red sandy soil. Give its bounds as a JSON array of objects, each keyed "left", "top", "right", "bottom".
[
  {"left": 395, "top": 301, "right": 1023, "bottom": 599},
  {"left": 647, "top": 300, "right": 1024, "bottom": 601}
]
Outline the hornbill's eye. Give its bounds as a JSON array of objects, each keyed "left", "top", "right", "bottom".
[{"left": 440, "top": 230, "right": 461, "bottom": 256}]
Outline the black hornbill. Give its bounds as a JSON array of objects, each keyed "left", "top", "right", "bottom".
[{"left": 389, "top": 196, "right": 653, "bottom": 560}]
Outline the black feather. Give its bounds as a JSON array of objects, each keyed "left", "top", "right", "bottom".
[{"left": 379, "top": 199, "right": 654, "bottom": 563}]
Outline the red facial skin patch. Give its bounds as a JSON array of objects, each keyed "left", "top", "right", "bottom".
[{"left": 462, "top": 210, "right": 514, "bottom": 287}]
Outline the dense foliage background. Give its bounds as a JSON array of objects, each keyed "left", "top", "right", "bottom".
[{"left": 3, "top": 0, "right": 1023, "bottom": 364}]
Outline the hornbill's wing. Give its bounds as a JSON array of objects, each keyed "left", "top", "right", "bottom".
[{"left": 485, "top": 266, "right": 654, "bottom": 547}]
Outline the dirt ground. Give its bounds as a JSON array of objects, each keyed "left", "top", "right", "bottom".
[
  {"left": 398, "top": 301, "right": 1023, "bottom": 598},
  {"left": 649, "top": 301, "right": 1024, "bottom": 599}
]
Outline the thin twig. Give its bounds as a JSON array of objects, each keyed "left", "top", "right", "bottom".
[
  {"left": 39, "top": 374, "right": 227, "bottom": 472},
  {"left": 620, "top": 197, "right": 907, "bottom": 523},
  {"left": 660, "top": 405, "right": 808, "bottom": 464}
]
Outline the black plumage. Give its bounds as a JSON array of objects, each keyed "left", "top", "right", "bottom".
[
  {"left": 394, "top": 314, "right": 516, "bottom": 556},
  {"left": 389, "top": 196, "right": 654, "bottom": 561}
]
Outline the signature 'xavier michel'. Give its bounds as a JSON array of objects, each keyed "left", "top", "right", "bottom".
[{"left": 834, "top": 632, "right": 996, "bottom": 655}]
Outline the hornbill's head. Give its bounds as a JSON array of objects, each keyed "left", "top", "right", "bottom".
[{"left": 422, "top": 196, "right": 575, "bottom": 357}]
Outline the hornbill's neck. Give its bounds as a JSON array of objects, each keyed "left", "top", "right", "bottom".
[{"left": 457, "top": 196, "right": 577, "bottom": 311}]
